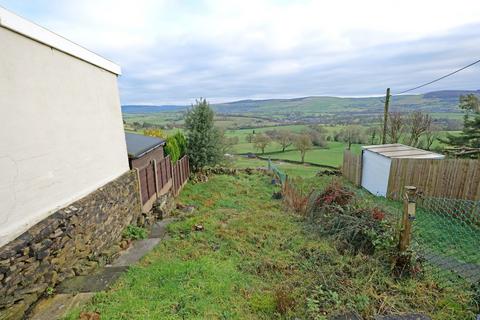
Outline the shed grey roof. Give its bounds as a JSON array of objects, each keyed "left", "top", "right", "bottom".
[
  {"left": 125, "top": 133, "right": 165, "bottom": 159},
  {"left": 362, "top": 144, "right": 445, "bottom": 159}
]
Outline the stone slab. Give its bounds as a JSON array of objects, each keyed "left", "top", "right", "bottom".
[
  {"left": 110, "top": 238, "right": 161, "bottom": 267},
  {"left": 149, "top": 218, "right": 175, "bottom": 239},
  {"left": 29, "top": 293, "right": 94, "bottom": 320},
  {"left": 56, "top": 267, "right": 127, "bottom": 294},
  {"left": 375, "top": 314, "right": 431, "bottom": 320}
]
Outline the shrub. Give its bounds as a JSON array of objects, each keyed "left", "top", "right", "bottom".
[
  {"left": 165, "top": 135, "right": 180, "bottom": 163},
  {"left": 144, "top": 128, "right": 166, "bottom": 139},
  {"left": 312, "top": 180, "right": 354, "bottom": 208},
  {"left": 173, "top": 131, "right": 187, "bottom": 157},
  {"left": 306, "top": 181, "right": 395, "bottom": 255},
  {"left": 123, "top": 225, "right": 148, "bottom": 240},
  {"left": 185, "top": 98, "right": 222, "bottom": 171}
]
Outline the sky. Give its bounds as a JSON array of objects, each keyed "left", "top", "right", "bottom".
[{"left": 1, "top": 0, "right": 480, "bottom": 105}]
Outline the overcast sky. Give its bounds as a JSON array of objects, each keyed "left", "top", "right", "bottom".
[{"left": 1, "top": 0, "right": 480, "bottom": 105}]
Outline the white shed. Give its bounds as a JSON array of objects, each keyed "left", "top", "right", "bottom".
[{"left": 361, "top": 144, "right": 445, "bottom": 197}]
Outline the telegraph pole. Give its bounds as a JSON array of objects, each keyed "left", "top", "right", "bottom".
[{"left": 382, "top": 88, "right": 390, "bottom": 144}]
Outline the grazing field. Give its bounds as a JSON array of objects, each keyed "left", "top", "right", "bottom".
[
  {"left": 261, "top": 143, "right": 362, "bottom": 168},
  {"left": 123, "top": 111, "right": 456, "bottom": 169},
  {"left": 66, "top": 173, "right": 475, "bottom": 319}
]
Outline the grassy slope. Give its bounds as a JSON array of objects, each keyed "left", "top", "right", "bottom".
[{"left": 66, "top": 174, "right": 474, "bottom": 320}]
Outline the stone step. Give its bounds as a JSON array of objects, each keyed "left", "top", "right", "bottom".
[
  {"left": 27, "top": 218, "right": 176, "bottom": 319},
  {"left": 29, "top": 293, "right": 94, "bottom": 320},
  {"left": 56, "top": 266, "right": 128, "bottom": 294},
  {"left": 149, "top": 218, "right": 176, "bottom": 239},
  {"left": 109, "top": 238, "right": 161, "bottom": 268}
]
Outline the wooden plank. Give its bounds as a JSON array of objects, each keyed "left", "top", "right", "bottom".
[
  {"left": 139, "top": 168, "right": 149, "bottom": 204},
  {"left": 386, "top": 158, "right": 480, "bottom": 201}
]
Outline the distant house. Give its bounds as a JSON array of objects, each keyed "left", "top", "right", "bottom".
[
  {"left": 361, "top": 144, "right": 444, "bottom": 196},
  {"left": 0, "top": 7, "right": 127, "bottom": 246}
]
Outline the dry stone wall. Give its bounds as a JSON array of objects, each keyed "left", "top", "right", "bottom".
[{"left": 0, "top": 170, "right": 142, "bottom": 319}]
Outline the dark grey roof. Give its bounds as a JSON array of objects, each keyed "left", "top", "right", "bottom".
[{"left": 125, "top": 132, "right": 165, "bottom": 159}]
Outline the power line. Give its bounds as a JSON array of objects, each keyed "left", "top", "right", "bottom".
[{"left": 394, "top": 58, "right": 480, "bottom": 95}]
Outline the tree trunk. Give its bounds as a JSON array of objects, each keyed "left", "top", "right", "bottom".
[{"left": 301, "top": 152, "right": 305, "bottom": 163}]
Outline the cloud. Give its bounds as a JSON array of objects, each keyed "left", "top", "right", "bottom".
[{"left": 1, "top": 0, "right": 480, "bottom": 104}]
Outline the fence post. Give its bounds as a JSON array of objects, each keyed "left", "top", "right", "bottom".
[
  {"left": 153, "top": 159, "right": 159, "bottom": 195},
  {"left": 399, "top": 186, "right": 417, "bottom": 253}
]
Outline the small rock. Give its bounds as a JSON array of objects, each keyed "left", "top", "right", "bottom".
[
  {"left": 182, "top": 206, "right": 196, "bottom": 214},
  {"left": 50, "top": 228, "right": 64, "bottom": 238},
  {"left": 194, "top": 225, "right": 204, "bottom": 231},
  {"left": 119, "top": 240, "right": 130, "bottom": 250},
  {"left": 272, "top": 191, "right": 282, "bottom": 199}
]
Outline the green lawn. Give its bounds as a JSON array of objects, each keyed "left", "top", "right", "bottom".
[
  {"left": 260, "top": 142, "right": 362, "bottom": 168},
  {"left": 66, "top": 174, "right": 475, "bottom": 320}
]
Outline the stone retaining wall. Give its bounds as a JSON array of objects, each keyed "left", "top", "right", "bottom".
[{"left": 0, "top": 170, "right": 143, "bottom": 319}]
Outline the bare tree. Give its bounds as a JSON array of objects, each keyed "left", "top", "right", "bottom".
[
  {"left": 294, "top": 134, "right": 313, "bottom": 163},
  {"left": 219, "top": 129, "right": 239, "bottom": 154},
  {"left": 253, "top": 134, "right": 271, "bottom": 154},
  {"left": 387, "top": 112, "right": 404, "bottom": 143},
  {"left": 407, "top": 111, "right": 432, "bottom": 147},
  {"left": 275, "top": 130, "right": 293, "bottom": 152},
  {"left": 340, "top": 125, "right": 363, "bottom": 150},
  {"left": 366, "top": 126, "right": 379, "bottom": 145},
  {"left": 424, "top": 124, "right": 439, "bottom": 150}
]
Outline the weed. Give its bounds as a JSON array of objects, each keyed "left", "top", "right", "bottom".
[
  {"left": 274, "top": 286, "right": 296, "bottom": 315},
  {"left": 45, "top": 286, "right": 54, "bottom": 296},
  {"left": 122, "top": 225, "right": 148, "bottom": 240}
]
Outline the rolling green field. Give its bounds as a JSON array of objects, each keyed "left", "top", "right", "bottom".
[
  {"left": 259, "top": 143, "right": 362, "bottom": 168},
  {"left": 127, "top": 118, "right": 455, "bottom": 169}
]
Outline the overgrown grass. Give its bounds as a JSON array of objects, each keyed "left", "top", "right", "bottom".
[{"left": 65, "top": 174, "right": 475, "bottom": 319}]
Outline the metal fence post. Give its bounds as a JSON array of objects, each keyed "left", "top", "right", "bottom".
[{"left": 399, "top": 186, "right": 417, "bottom": 253}]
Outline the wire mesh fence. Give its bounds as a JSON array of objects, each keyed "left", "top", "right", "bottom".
[
  {"left": 411, "top": 196, "right": 480, "bottom": 284},
  {"left": 270, "top": 159, "right": 480, "bottom": 284},
  {"left": 268, "top": 159, "right": 287, "bottom": 185}
]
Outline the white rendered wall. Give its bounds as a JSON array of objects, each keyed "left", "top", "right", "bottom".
[
  {"left": 0, "top": 27, "right": 129, "bottom": 247},
  {"left": 361, "top": 150, "right": 392, "bottom": 197}
]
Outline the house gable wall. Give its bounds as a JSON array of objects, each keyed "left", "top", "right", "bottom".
[{"left": 0, "top": 26, "right": 129, "bottom": 247}]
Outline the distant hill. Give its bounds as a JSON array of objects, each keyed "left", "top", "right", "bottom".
[
  {"left": 122, "top": 90, "right": 480, "bottom": 116},
  {"left": 122, "top": 105, "right": 186, "bottom": 114},
  {"left": 422, "top": 90, "right": 480, "bottom": 100}
]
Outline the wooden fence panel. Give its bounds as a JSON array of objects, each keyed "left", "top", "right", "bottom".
[
  {"left": 157, "top": 155, "right": 172, "bottom": 192},
  {"left": 139, "top": 167, "right": 149, "bottom": 204},
  {"left": 138, "top": 162, "right": 157, "bottom": 205},
  {"left": 342, "top": 150, "right": 362, "bottom": 186},
  {"left": 171, "top": 156, "right": 190, "bottom": 196},
  {"left": 387, "top": 158, "right": 480, "bottom": 201},
  {"left": 138, "top": 155, "right": 190, "bottom": 207}
]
